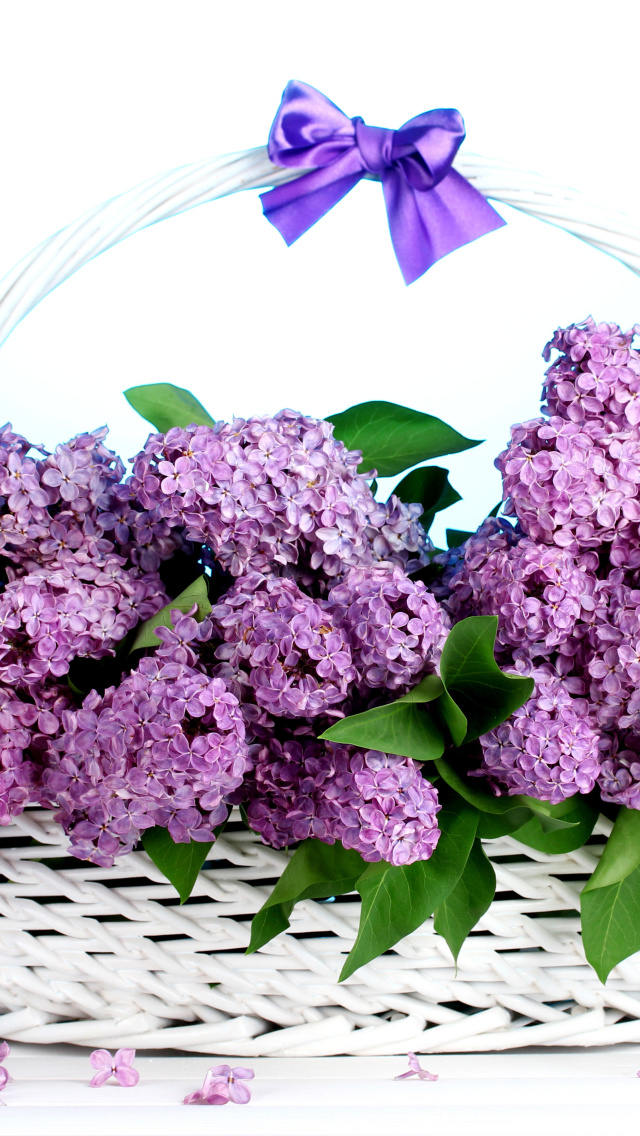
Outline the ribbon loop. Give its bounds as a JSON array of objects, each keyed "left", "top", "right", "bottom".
[{"left": 260, "top": 81, "right": 505, "bottom": 284}]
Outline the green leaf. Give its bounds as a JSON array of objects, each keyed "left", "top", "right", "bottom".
[
  {"left": 488, "top": 502, "right": 502, "bottom": 518},
  {"left": 319, "top": 701, "right": 444, "bottom": 762},
  {"left": 583, "top": 806, "right": 640, "bottom": 892},
  {"left": 439, "top": 616, "right": 534, "bottom": 741},
  {"left": 446, "top": 528, "right": 474, "bottom": 548},
  {"left": 396, "top": 674, "right": 444, "bottom": 704},
  {"left": 433, "top": 688, "right": 468, "bottom": 748},
  {"left": 434, "top": 839, "right": 496, "bottom": 962},
  {"left": 581, "top": 864, "right": 640, "bottom": 983},
  {"left": 513, "top": 795, "right": 599, "bottom": 854},
  {"left": 328, "top": 401, "right": 481, "bottom": 478},
  {"left": 125, "top": 382, "right": 215, "bottom": 433},
  {"left": 247, "top": 840, "right": 366, "bottom": 954},
  {"left": 129, "top": 575, "right": 211, "bottom": 653},
  {"left": 339, "top": 793, "right": 478, "bottom": 981},
  {"left": 141, "top": 810, "right": 228, "bottom": 903},
  {"left": 434, "top": 758, "right": 578, "bottom": 831},
  {"left": 393, "top": 466, "right": 461, "bottom": 533}
]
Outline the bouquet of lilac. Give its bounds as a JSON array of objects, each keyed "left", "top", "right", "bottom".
[{"left": 2, "top": 316, "right": 640, "bottom": 984}]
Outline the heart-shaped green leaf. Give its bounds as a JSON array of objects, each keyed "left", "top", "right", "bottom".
[
  {"left": 328, "top": 401, "right": 481, "bottom": 478},
  {"left": 130, "top": 575, "right": 211, "bottom": 653},
  {"left": 446, "top": 528, "right": 474, "bottom": 549},
  {"left": 581, "top": 864, "right": 640, "bottom": 984},
  {"left": 125, "top": 382, "right": 215, "bottom": 433},
  {"left": 439, "top": 616, "right": 534, "bottom": 741}
]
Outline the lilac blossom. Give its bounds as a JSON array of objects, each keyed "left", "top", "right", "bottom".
[
  {"left": 89, "top": 1048, "right": 139, "bottom": 1087},
  {"left": 122, "top": 410, "right": 429, "bottom": 582},
  {"left": 211, "top": 573, "right": 356, "bottom": 718},
  {"left": 184, "top": 1065, "right": 254, "bottom": 1106},
  {"left": 439, "top": 517, "right": 601, "bottom": 662},
  {"left": 328, "top": 564, "right": 449, "bottom": 691},
  {"left": 0, "top": 559, "right": 167, "bottom": 690},
  {"left": 475, "top": 672, "right": 601, "bottom": 803},
  {"left": 395, "top": 1053, "right": 438, "bottom": 1081},
  {"left": 38, "top": 612, "right": 250, "bottom": 866},
  {"left": 245, "top": 735, "right": 441, "bottom": 866},
  {"left": 496, "top": 318, "right": 640, "bottom": 553},
  {"left": 0, "top": 1041, "right": 9, "bottom": 1091}
]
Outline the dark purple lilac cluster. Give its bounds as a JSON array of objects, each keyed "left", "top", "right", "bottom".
[
  {"left": 439, "top": 317, "right": 640, "bottom": 807},
  {"left": 0, "top": 411, "right": 445, "bottom": 869}
]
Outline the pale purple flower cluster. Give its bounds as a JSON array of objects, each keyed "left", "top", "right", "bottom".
[
  {"left": 123, "top": 410, "right": 430, "bottom": 580},
  {"left": 496, "top": 318, "right": 640, "bottom": 553},
  {"left": 329, "top": 564, "right": 448, "bottom": 691},
  {"left": 211, "top": 573, "right": 356, "bottom": 718},
  {"left": 0, "top": 409, "right": 446, "bottom": 867},
  {"left": 474, "top": 671, "right": 601, "bottom": 803},
  {"left": 442, "top": 517, "right": 600, "bottom": 662},
  {"left": 0, "top": 558, "right": 166, "bottom": 688},
  {"left": 38, "top": 613, "right": 250, "bottom": 866},
  {"left": 245, "top": 734, "right": 441, "bottom": 866},
  {"left": 439, "top": 318, "right": 640, "bottom": 808}
]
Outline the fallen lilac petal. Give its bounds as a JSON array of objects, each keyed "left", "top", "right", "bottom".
[
  {"left": 395, "top": 1052, "right": 438, "bottom": 1081},
  {"left": 89, "top": 1047, "right": 139, "bottom": 1087}
]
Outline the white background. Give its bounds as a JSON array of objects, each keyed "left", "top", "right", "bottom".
[{"left": 1, "top": 0, "right": 640, "bottom": 544}]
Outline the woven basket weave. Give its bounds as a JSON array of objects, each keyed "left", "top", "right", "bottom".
[{"left": 1, "top": 146, "right": 640, "bottom": 1054}]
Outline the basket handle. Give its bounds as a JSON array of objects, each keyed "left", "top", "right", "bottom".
[{"left": 1, "top": 145, "right": 639, "bottom": 351}]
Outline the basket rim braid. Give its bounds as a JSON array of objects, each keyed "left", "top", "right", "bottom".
[{"left": 2, "top": 141, "right": 640, "bottom": 1054}]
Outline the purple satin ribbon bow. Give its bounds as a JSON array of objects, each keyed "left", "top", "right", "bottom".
[{"left": 260, "top": 81, "right": 505, "bottom": 285}]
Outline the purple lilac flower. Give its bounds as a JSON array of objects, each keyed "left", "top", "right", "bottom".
[
  {"left": 0, "top": 1041, "right": 9, "bottom": 1091},
  {"left": 122, "top": 411, "right": 430, "bottom": 582},
  {"left": 89, "top": 1048, "right": 139, "bottom": 1088},
  {"left": 245, "top": 735, "right": 441, "bottom": 866},
  {"left": 0, "top": 685, "right": 40, "bottom": 825},
  {"left": 395, "top": 1053, "right": 438, "bottom": 1081},
  {"left": 0, "top": 559, "right": 167, "bottom": 690},
  {"left": 38, "top": 612, "right": 250, "bottom": 866},
  {"left": 328, "top": 564, "right": 449, "bottom": 691},
  {"left": 475, "top": 671, "right": 601, "bottom": 803},
  {"left": 184, "top": 1065, "right": 254, "bottom": 1106},
  {"left": 596, "top": 731, "right": 640, "bottom": 809},
  {"left": 496, "top": 318, "right": 640, "bottom": 553},
  {"left": 211, "top": 573, "right": 356, "bottom": 718},
  {"left": 440, "top": 517, "right": 601, "bottom": 662}
]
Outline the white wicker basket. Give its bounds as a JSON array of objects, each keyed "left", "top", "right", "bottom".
[{"left": 2, "top": 145, "right": 640, "bottom": 1055}]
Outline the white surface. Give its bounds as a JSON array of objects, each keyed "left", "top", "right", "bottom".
[{"left": 1, "top": 1045, "right": 639, "bottom": 1135}]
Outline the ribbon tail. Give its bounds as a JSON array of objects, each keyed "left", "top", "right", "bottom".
[
  {"left": 382, "top": 168, "right": 506, "bottom": 285},
  {"left": 261, "top": 166, "right": 362, "bottom": 246}
]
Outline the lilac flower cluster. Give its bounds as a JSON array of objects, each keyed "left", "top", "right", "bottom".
[
  {"left": 211, "top": 573, "right": 356, "bottom": 718},
  {"left": 0, "top": 407, "right": 444, "bottom": 866},
  {"left": 439, "top": 318, "right": 640, "bottom": 807},
  {"left": 441, "top": 517, "right": 600, "bottom": 663},
  {"left": 473, "top": 670, "right": 601, "bottom": 803},
  {"left": 245, "top": 734, "right": 441, "bottom": 867},
  {"left": 123, "top": 411, "right": 431, "bottom": 581},
  {"left": 329, "top": 564, "right": 449, "bottom": 691},
  {"left": 38, "top": 613, "right": 250, "bottom": 866},
  {"left": 496, "top": 318, "right": 640, "bottom": 553},
  {"left": 0, "top": 558, "right": 166, "bottom": 688}
]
